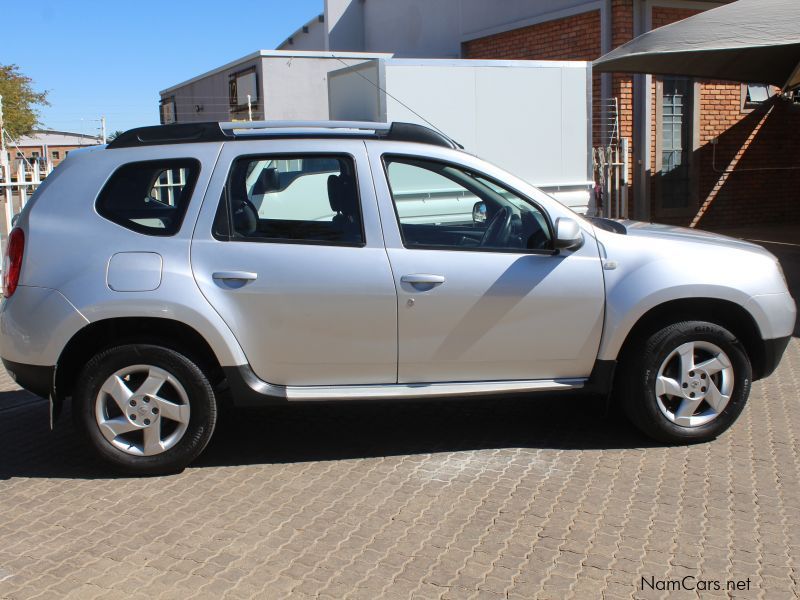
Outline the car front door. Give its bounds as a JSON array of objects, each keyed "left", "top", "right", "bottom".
[
  {"left": 367, "top": 143, "right": 605, "bottom": 383},
  {"left": 191, "top": 139, "right": 397, "bottom": 386}
]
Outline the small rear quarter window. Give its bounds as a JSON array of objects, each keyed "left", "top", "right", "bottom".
[{"left": 96, "top": 159, "right": 200, "bottom": 236}]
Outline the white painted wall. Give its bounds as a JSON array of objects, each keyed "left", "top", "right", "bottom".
[
  {"left": 282, "top": 18, "right": 327, "bottom": 52},
  {"left": 160, "top": 52, "right": 390, "bottom": 124},
  {"left": 326, "top": 0, "right": 365, "bottom": 51},
  {"left": 362, "top": 0, "right": 462, "bottom": 57},
  {"left": 261, "top": 56, "right": 371, "bottom": 120},
  {"left": 327, "top": 61, "right": 384, "bottom": 121}
]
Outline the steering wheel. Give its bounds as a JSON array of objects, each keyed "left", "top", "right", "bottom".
[{"left": 480, "top": 206, "right": 513, "bottom": 247}]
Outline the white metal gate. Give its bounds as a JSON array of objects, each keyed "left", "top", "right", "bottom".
[
  {"left": 0, "top": 159, "right": 52, "bottom": 243},
  {"left": 592, "top": 97, "right": 630, "bottom": 219}
]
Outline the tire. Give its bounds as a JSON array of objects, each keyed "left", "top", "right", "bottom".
[
  {"left": 618, "top": 320, "right": 751, "bottom": 444},
  {"left": 73, "top": 344, "right": 217, "bottom": 474}
]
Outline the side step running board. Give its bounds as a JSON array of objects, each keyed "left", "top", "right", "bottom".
[{"left": 222, "top": 365, "right": 587, "bottom": 406}]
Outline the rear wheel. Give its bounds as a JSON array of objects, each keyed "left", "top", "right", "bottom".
[
  {"left": 619, "top": 321, "right": 751, "bottom": 443},
  {"left": 73, "top": 344, "right": 217, "bottom": 474}
]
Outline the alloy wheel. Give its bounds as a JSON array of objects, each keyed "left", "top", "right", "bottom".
[
  {"left": 654, "top": 340, "right": 734, "bottom": 427},
  {"left": 94, "top": 364, "right": 191, "bottom": 456}
]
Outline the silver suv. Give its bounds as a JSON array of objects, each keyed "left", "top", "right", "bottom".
[{"left": 1, "top": 121, "right": 795, "bottom": 474}]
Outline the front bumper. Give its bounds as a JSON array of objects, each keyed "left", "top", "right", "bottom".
[
  {"left": 757, "top": 336, "right": 792, "bottom": 380},
  {"left": 2, "top": 358, "right": 54, "bottom": 400}
]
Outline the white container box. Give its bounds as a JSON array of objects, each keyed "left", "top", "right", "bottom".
[{"left": 328, "top": 58, "right": 594, "bottom": 213}]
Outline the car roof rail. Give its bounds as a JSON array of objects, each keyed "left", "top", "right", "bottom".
[
  {"left": 221, "top": 120, "right": 392, "bottom": 135},
  {"left": 107, "top": 121, "right": 458, "bottom": 150}
]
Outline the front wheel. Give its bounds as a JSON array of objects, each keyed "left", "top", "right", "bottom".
[
  {"left": 619, "top": 321, "right": 752, "bottom": 444},
  {"left": 73, "top": 344, "right": 217, "bottom": 474}
]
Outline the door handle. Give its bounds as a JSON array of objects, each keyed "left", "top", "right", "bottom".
[
  {"left": 212, "top": 271, "right": 258, "bottom": 281},
  {"left": 401, "top": 274, "right": 446, "bottom": 286}
]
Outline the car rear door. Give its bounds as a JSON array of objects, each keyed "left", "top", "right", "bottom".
[
  {"left": 191, "top": 139, "right": 397, "bottom": 386},
  {"left": 366, "top": 141, "right": 605, "bottom": 384}
]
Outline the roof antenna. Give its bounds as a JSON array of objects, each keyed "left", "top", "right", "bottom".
[{"left": 331, "top": 55, "right": 464, "bottom": 149}]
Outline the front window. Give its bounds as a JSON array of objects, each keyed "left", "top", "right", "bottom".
[{"left": 383, "top": 157, "right": 552, "bottom": 252}]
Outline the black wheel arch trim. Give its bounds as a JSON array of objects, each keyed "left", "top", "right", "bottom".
[{"left": 614, "top": 297, "right": 781, "bottom": 381}]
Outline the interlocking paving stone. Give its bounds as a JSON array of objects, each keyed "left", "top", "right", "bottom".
[{"left": 0, "top": 339, "right": 798, "bottom": 599}]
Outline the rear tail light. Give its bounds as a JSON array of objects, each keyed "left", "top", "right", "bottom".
[{"left": 3, "top": 228, "right": 25, "bottom": 298}]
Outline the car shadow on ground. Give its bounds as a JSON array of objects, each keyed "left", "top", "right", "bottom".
[{"left": 0, "top": 389, "right": 658, "bottom": 480}]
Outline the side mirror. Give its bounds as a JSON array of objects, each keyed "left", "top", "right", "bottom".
[
  {"left": 554, "top": 217, "right": 583, "bottom": 250},
  {"left": 472, "top": 201, "right": 487, "bottom": 224}
]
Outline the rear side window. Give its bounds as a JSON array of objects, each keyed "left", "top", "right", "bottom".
[
  {"left": 213, "top": 154, "right": 364, "bottom": 246},
  {"left": 96, "top": 159, "right": 200, "bottom": 236}
]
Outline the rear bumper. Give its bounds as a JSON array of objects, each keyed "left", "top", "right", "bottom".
[
  {"left": 1, "top": 359, "right": 54, "bottom": 400},
  {"left": 756, "top": 336, "right": 792, "bottom": 380},
  {"left": 0, "top": 285, "right": 89, "bottom": 366}
]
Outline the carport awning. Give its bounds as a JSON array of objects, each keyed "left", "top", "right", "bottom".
[{"left": 593, "top": 0, "right": 800, "bottom": 90}]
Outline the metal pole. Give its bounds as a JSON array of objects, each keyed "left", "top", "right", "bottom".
[
  {"left": 620, "top": 137, "right": 629, "bottom": 218},
  {"left": 0, "top": 95, "right": 6, "bottom": 170},
  {"left": 247, "top": 95, "right": 253, "bottom": 122},
  {"left": 101, "top": 116, "right": 107, "bottom": 144},
  {"left": 615, "top": 145, "right": 621, "bottom": 219},
  {"left": 0, "top": 94, "right": 7, "bottom": 239}
]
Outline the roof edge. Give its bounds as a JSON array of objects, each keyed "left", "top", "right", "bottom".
[{"left": 159, "top": 50, "right": 393, "bottom": 96}]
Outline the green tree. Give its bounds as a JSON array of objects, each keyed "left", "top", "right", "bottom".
[
  {"left": 106, "top": 130, "right": 125, "bottom": 143},
  {"left": 0, "top": 64, "right": 49, "bottom": 139}
]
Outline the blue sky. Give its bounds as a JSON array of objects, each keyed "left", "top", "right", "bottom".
[{"left": 2, "top": 0, "right": 322, "bottom": 136}]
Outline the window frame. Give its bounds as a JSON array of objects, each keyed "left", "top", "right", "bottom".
[
  {"left": 654, "top": 77, "right": 699, "bottom": 219},
  {"left": 213, "top": 152, "right": 367, "bottom": 248},
  {"left": 228, "top": 66, "right": 259, "bottom": 112},
  {"left": 381, "top": 154, "right": 556, "bottom": 255},
  {"left": 740, "top": 83, "right": 772, "bottom": 112},
  {"left": 160, "top": 96, "right": 177, "bottom": 125},
  {"left": 95, "top": 158, "right": 201, "bottom": 237}
]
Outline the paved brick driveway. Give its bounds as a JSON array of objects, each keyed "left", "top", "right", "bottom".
[{"left": 0, "top": 340, "right": 797, "bottom": 599}]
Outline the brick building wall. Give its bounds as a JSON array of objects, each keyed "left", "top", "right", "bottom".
[
  {"left": 463, "top": 10, "right": 602, "bottom": 145},
  {"left": 462, "top": 9, "right": 601, "bottom": 61},
  {"left": 694, "top": 92, "right": 800, "bottom": 228},
  {"left": 646, "top": 5, "right": 798, "bottom": 228},
  {"left": 13, "top": 144, "right": 87, "bottom": 167},
  {"left": 610, "top": 0, "right": 635, "bottom": 205},
  {"left": 462, "top": 0, "right": 798, "bottom": 228}
]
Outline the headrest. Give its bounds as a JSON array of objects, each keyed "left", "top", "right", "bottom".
[
  {"left": 252, "top": 168, "right": 279, "bottom": 196},
  {"left": 328, "top": 174, "right": 348, "bottom": 213}
]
